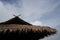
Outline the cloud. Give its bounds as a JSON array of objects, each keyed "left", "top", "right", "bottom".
[
  {"left": 0, "top": 0, "right": 22, "bottom": 7},
  {"left": 0, "top": 0, "right": 59, "bottom": 23},
  {"left": 0, "top": 0, "right": 60, "bottom": 40},
  {"left": 31, "top": 21, "right": 43, "bottom": 26},
  {"left": 40, "top": 4, "right": 60, "bottom": 27},
  {"left": 20, "top": 0, "right": 60, "bottom": 23},
  {"left": 0, "top": 1, "right": 22, "bottom": 22}
]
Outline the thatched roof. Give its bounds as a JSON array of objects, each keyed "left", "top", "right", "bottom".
[
  {"left": 0, "top": 24, "right": 56, "bottom": 32},
  {"left": 0, "top": 16, "right": 32, "bottom": 25},
  {"left": 0, "top": 24, "right": 56, "bottom": 34},
  {"left": 0, "top": 24, "right": 56, "bottom": 40},
  {"left": 0, "top": 16, "right": 57, "bottom": 40}
]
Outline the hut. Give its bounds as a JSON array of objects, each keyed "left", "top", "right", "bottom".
[{"left": 0, "top": 16, "right": 56, "bottom": 40}]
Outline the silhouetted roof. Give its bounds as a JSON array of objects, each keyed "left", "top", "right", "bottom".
[
  {"left": 0, "top": 16, "right": 56, "bottom": 34},
  {"left": 0, "top": 16, "right": 32, "bottom": 25},
  {"left": 0, "top": 16, "right": 57, "bottom": 40}
]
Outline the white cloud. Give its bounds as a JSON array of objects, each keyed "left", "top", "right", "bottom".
[
  {"left": 22, "top": 0, "right": 58, "bottom": 14},
  {"left": 31, "top": 21, "right": 43, "bottom": 26},
  {"left": 0, "top": 1, "right": 22, "bottom": 22},
  {"left": 31, "top": 21, "right": 54, "bottom": 28},
  {"left": 21, "top": 0, "right": 59, "bottom": 22},
  {"left": 0, "top": 0, "right": 59, "bottom": 27},
  {"left": 0, "top": 0, "right": 59, "bottom": 23}
]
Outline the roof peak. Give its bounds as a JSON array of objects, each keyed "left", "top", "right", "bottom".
[
  {"left": 13, "top": 14, "right": 21, "bottom": 17},
  {"left": 0, "top": 16, "right": 32, "bottom": 25}
]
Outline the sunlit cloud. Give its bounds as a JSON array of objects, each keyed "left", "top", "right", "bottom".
[{"left": 31, "top": 21, "right": 43, "bottom": 26}]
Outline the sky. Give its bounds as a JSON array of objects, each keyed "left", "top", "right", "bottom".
[{"left": 0, "top": 0, "right": 60, "bottom": 40}]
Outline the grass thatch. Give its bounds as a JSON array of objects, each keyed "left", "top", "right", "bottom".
[{"left": 0, "top": 24, "right": 56, "bottom": 40}]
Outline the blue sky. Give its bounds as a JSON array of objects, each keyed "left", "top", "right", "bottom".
[{"left": 0, "top": 0, "right": 60, "bottom": 40}]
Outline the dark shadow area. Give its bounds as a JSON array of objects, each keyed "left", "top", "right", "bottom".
[{"left": 0, "top": 29, "right": 56, "bottom": 40}]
